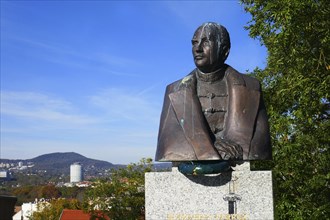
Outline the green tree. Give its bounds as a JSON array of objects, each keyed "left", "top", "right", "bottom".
[
  {"left": 83, "top": 158, "right": 153, "bottom": 220},
  {"left": 29, "top": 198, "right": 81, "bottom": 220},
  {"left": 11, "top": 184, "right": 62, "bottom": 205},
  {"left": 241, "top": 0, "right": 330, "bottom": 219},
  {"left": 38, "top": 184, "right": 61, "bottom": 199},
  {"left": 12, "top": 186, "right": 39, "bottom": 205},
  {"left": 59, "top": 185, "right": 83, "bottom": 199}
]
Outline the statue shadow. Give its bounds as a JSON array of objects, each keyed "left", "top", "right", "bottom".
[
  {"left": 183, "top": 171, "right": 232, "bottom": 187},
  {"left": 172, "top": 161, "right": 246, "bottom": 187}
]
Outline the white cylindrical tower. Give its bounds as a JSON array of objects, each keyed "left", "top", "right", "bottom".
[{"left": 70, "top": 162, "right": 83, "bottom": 183}]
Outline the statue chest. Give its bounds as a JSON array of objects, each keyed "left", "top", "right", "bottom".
[{"left": 197, "top": 79, "right": 228, "bottom": 135}]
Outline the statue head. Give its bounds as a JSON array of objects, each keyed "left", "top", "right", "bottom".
[{"left": 192, "top": 22, "right": 231, "bottom": 73}]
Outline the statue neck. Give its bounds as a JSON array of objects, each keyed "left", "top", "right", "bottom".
[{"left": 196, "top": 65, "right": 227, "bottom": 82}]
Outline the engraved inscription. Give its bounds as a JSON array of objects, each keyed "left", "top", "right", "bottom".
[{"left": 166, "top": 213, "right": 248, "bottom": 220}]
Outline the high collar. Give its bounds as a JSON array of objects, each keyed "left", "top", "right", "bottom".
[{"left": 196, "top": 65, "right": 227, "bottom": 83}]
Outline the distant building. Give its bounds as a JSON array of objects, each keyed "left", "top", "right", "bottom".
[
  {"left": 12, "top": 202, "right": 37, "bottom": 220},
  {"left": 0, "top": 170, "right": 11, "bottom": 180},
  {"left": 70, "top": 162, "right": 83, "bottom": 183},
  {"left": 76, "top": 181, "right": 92, "bottom": 188}
]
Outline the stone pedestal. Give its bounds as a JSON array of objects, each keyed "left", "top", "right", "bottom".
[{"left": 145, "top": 162, "right": 273, "bottom": 220}]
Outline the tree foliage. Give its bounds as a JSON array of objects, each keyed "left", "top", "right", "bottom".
[
  {"left": 29, "top": 198, "right": 81, "bottom": 220},
  {"left": 83, "top": 158, "right": 153, "bottom": 220},
  {"left": 8, "top": 184, "right": 83, "bottom": 205},
  {"left": 241, "top": 0, "right": 330, "bottom": 219},
  {"left": 11, "top": 184, "right": 62, "bottom": 205}
]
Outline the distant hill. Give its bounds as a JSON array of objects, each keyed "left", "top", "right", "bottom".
[
  {"left": 1, "top": 152, "right": 172, "bottom": 176},
  {"left": 30, "top": 152, "right": 114, "bottom": 169},
  {"left": 1, "top": 152, "right": 119, "bottom": 175}
]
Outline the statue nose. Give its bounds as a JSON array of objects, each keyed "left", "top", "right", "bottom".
[{"left": 195, "top": 43, "right": 203, "bottom": 52}]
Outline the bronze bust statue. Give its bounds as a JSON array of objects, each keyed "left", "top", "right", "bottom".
[{"left": 155, "top": 22, "right": 271, "bottom": 162}]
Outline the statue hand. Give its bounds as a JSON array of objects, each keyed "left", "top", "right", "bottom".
[{"left": 215, "top": 139, "right": 243, "bottom": 160}]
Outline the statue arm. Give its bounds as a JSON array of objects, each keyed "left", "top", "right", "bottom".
[
  {"left": 249, "top": 95, "right": 272, "bottom": 160},
  {"left": 214, "top": 138, "right": 243, "bottom": 160}
]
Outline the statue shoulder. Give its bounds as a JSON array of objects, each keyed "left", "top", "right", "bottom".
[
  {"left": 165, "top": 69, "right": 196, "bottom": 93},
  {"left": 226, "top": 65, "right": 261, "bottom": 91}
]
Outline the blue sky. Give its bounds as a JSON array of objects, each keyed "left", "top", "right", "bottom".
[{"left": 1, "top": 1, "right": 266, "bottom": 164}]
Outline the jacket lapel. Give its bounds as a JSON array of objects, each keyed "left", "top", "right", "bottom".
[
  {"left": 168, "top": 73, "right": 220, "bottom": 160},
  {"left": 224, "top": 68, "right": 260, "bottom": 157}
]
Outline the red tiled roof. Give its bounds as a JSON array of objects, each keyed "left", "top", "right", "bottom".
[
  {"left": 59, "top": 210, "right": 90, "bottom": 220},
  {"left": 59, "top": 209, "right": 110, "bottom": 220}
]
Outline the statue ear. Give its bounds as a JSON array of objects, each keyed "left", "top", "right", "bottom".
[
  {"left": 223, "top": 48, "right": 230, "bottom": 62},
  {"left": 225, "top": 48, "right": 230, "bottom": 58}
]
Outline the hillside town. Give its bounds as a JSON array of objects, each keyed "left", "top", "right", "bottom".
[{"left": 1, "top": 155, "right": 155, "bottom": 219}]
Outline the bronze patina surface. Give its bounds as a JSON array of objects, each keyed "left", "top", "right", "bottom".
[{"left": 156, "top": 22, "right": 271, "bottom": 161}]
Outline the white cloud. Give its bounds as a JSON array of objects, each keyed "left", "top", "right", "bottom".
[
  {"left": 88, "top": 87, "right": 161, "bottom": 123},
  {"left": 1, "top": 87, "right": 161, "bottom": 128},
  {"left": 1, "top": 89, "right": 161, "bottom": 163},
  {"left": 8, "top": 36, "right": 141, "bottom": 76},
  {"left": 1, "top": 91, "right": 97, "bottom": 125}
]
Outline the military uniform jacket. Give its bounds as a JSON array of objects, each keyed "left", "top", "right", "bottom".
[{"left": 155, "top": 65, "right": 271, "bottom": 161}]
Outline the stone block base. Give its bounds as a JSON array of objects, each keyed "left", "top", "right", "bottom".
[{"left": 145, "top": 163, "right": 273, "bottom": 220}]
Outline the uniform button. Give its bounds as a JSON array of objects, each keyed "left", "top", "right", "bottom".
[{"left": 207, "top": 93, "right": 215, "bottom": 99}]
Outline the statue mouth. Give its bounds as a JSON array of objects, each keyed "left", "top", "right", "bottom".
[{"left": 194, "top": 55, "right": 204, "bottom": 60}]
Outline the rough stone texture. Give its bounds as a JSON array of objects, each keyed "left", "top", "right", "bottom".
[{"left": 145, "top": 162, "right": 273, "bottom": 220}]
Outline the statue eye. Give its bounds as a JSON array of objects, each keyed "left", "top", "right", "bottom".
[
  {"left": 192, "top": 40, "right": 198, "bottom": 46},
  {"left": 203, "top": 40, "right": 210, "bottom": 46}
]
